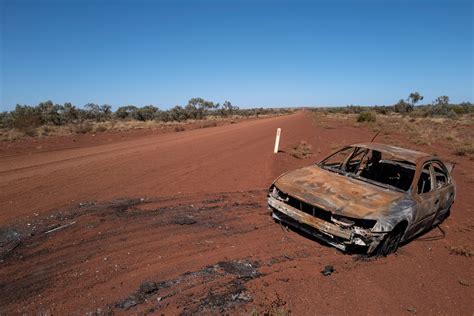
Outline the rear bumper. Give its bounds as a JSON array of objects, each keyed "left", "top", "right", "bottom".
[{"left": 268, "top": 196, "right": 385, "bottom": 253}]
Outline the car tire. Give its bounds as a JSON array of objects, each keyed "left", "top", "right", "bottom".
[{"left": 376, "top": 226, "right": 404, "bottom": 256}]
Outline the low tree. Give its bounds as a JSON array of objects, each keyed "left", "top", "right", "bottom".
[
  {"left": 434, "top": 95, "right": 450, "bottom": 106},
  {"left": 37, "top": 100, "right": 64, "bottom": 125},
  {"left": 100, "top": 104, "right": 113, "bottom": 121},
  {"left": 0, "top": 111, "right": 13, "bottom": 128},
  {"left": 61, "top": 102, "right": 80, "bottom": 122},
  {"left": 221, "top": 101, "right": 239, "bottom": 117},
  {"left": 407, "top": 92, "right": 424, "bottom": 107},
  {"left": 11, "top": 104, "right": 42, "bottom": 133},
  {"left": 169, "top": 105, "right": 188, "bottom": 122},
  {"left": 116, "top": 105, "right": 138, "bottom": 119},
  {"left": 185, "top": 97, "right": 216, "bottom": 119},
  {"left": 133, "top": 105, "right": 158, "bottom": 121},
  {"left": 84, "top": 103, "right": 101, "bottom": 121}
]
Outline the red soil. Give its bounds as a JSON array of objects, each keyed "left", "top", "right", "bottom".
[{"left": 0, "top": 111, "right": 472, "bottom": 314}]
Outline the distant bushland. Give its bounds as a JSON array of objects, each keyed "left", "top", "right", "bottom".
[{"left": 0, "top": 98, "right": 294, "bottom": 139}]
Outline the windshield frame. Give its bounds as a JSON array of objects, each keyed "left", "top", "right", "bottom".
[{"left": 318, "top": 146, "right": 413, "bottom": 193}]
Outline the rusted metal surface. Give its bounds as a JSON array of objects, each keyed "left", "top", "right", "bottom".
[
  {"left": 354, "top": 142, "right": 430, "bottom": 164},
  {"left": 268, "top": 197, "right": 352, "bottom": 239},
  {"left": 268, "top": 142, "right": 456, "bottom": 255},
  {"left": 273, "top": 165, "right": 402, "bottom": 219}
]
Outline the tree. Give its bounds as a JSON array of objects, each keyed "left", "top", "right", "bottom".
[
  {"left": 83, "top": 103, "right": 112, "bottom": 121},
  {"left": 37, "top": 100, "right": 64, "bottom": 125},
  {"left": 62, "top": 102, "right": 79, "bottom": 122},
  {"left": 116, "top": 105, "right": 138, "bottom": 119},
  {"left": 434, "top": 95, "right": 450, "bottom": 106},
  {"left": 11, "top": 104, "right": 42, "bottom": 132},
  {"left": 100, "top": 104, "right": 113, "bottom": 121},
  {"left": 407, "top": 92, "right": 424, "bottom": 107},
  {"left": 221, "top": 101, "right": 238, "bottom": 117},
  {"left": 185, "top": 97, "right": 216, "bottom": 119},
  {"left": 133, "top": 105, "right": 158, "bottom": 121},
  {"left": 84, "top": 103, "right": 101, "bottom": 121},
  {"left": 169, "top": 105, "right": 188, "bottom": 122},
  {"left": 432, "top": 95, "right": 452, "bottom": 116},
  {"left": 0, "top": 111, "right": 12, "bottom": 128}
]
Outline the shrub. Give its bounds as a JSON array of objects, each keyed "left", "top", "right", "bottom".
[
  {"left": 133, "top": 105, "right": 158, "bottom": 121},
  {"left": 94, "top": 124, "right": 108, "bottom": 133},
  {"left": 11, "top": 105, "right": 43, "bottom": 131},
  {"left": 357, "top": 111, "right": 376, "bottom": 122},
  {"left": 289, "top": 141, "right": 312, "bottom": 159},
  {"left": 73, "top": 122, "right": 93, "bottom": 134},
  {"left": 200, "top": 121, "right": 217, "bottom": 128},
  {"left": 24, "top": 127, "right": 38, "bottom": 137},
  {"left": 393, "top": 99, "right": 413, "bottom": 113},
  {"left": 453, "top": 144, "right": 474, "bottom": 157}
]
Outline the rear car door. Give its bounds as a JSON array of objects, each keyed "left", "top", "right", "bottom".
[
  {"left": 410, "top": 162, "right": 440, "bottom": 236},
  {"left": 431, "top": 161, "right": 455, "bottom": 225}
]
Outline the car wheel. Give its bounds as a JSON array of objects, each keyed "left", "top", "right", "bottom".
[{"left": 376, "top": 226, "right": 404, "bottom": 256}]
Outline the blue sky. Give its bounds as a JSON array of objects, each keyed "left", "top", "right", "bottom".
[{"left": 0, "top": 0, "right": 472, "bottom": 110}]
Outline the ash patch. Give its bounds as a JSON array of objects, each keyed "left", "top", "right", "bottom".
[
  {"left": 172, "top": 216, "right": 197, "bottom": 225},
  {"left": 90, "top": 198, "right": 146, "bottom": 217},
  {"left": 115, "top": 281, "right": 164, "bottom": 309},
  {"left": 185, "top": 279, "right": 252, "bottom": 315},
  {"left": 113, "top": 259, "right": 261, "bottom": 313},
  {"left": 0, "top": 229, "right": 22, "bottom": 261},
  {"left": 217, "top": 260, "right": 261, "bottom": 280}
]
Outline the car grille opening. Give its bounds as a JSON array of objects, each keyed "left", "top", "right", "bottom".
[{"left": 272, "top": 187, "right": 376, "bottom": 229}]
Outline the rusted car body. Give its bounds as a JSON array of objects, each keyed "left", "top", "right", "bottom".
[{"left": 268, "top": 142, "right": 456, "bottom": 255}]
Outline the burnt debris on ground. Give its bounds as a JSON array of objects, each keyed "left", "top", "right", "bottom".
[{"left": 113, "top": 259, "right": 261, "bottom": 314}]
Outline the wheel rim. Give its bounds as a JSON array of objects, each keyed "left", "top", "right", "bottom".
[{"left": 385, "top": 232, "right": 402, "bottom": 255}]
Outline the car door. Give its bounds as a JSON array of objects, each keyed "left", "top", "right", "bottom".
[
  {"left": 409, "top": 162, "right": 440, "bottom": 236},
  {"left": 431, "top": 161, "right": 455, "bottom": 225}
]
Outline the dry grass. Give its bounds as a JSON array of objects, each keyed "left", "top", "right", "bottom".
[
  {"left": 0, "top": 117, "right": 243, "bottom": 141},
  {"left": 288, "top": 141, "right": 312, "bottom": 159},
  {"left": 448, "top": 245, "right": 473, "bottom": 257},
  {"left": 453, "top": 143, "right": 474, "bottom": 157},
  {"left": 314, "top": 112, "right": 474, "bottom": 160}
]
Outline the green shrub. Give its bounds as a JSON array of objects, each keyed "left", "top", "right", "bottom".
[{"left": 357, "top": 112, "right": 376, "bottom": 122}]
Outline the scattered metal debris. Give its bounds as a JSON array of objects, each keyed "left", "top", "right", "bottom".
[
  {"left": 407, "top": 306, "right": 417, "bottom": 314},
  {"left": 320, "top": 265, "right": 334, "bottom": 276},
  {"left": 45, "top": 221, "right": 77, "bottom": 234},
  {"left": 458, "top": 279, "right": 470, "bottom": 287}
]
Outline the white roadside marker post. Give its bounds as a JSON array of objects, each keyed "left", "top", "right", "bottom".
[{"left": 274, "top": 128, "right": 281, "bottom": 154}]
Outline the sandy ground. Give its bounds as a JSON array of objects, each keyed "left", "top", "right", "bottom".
[{"left": 0, "top": 111, "right": 472, "bottom": 315}]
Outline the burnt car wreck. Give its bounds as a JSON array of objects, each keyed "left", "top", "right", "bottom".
[{"left": 268, "top": 143, "right": 456, "bottom": 256}]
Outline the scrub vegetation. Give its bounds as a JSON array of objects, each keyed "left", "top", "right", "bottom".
[
  {"left": 310, "top": 92, "right": 474, "bottom": 160},
  {"left": 0, "top": 98, "right": 294, "bottom": 140}
]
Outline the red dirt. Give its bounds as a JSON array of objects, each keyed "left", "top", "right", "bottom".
[{"left": 0, "top": 111, "right": 472, "bottom": 314}]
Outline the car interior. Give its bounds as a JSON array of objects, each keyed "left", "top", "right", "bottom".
[{"left": 320, "top": 147, "right": 417, "bottom": 191}]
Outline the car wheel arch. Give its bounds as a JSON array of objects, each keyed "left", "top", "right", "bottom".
[{"left": 394, "top": 220, "right": 409, "bottom": 240}]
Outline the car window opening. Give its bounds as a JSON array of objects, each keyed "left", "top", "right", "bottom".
[{"left": 319, "top": 146, "right": 416, "bottom": 191}]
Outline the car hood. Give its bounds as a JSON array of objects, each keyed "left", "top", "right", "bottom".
[{"left": 273, "top": 165, "right": 404, "bottom": 219}]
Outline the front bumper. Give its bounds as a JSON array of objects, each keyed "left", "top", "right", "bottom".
[{"left": 268, "top": 196, "right": 385, "bottom": 254}]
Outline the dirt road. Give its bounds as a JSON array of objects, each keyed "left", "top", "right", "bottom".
[{"left": 1, "top": 112, "right": 472, "bottom": 314}]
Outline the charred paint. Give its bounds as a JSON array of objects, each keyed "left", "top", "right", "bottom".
[{"left": 268, "top": 142, "right": 456, "bottom": 255}]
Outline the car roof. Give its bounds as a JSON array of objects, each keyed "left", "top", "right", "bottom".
[{"left": 351, "top": 142, "right": 432, "bottom": 164}]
